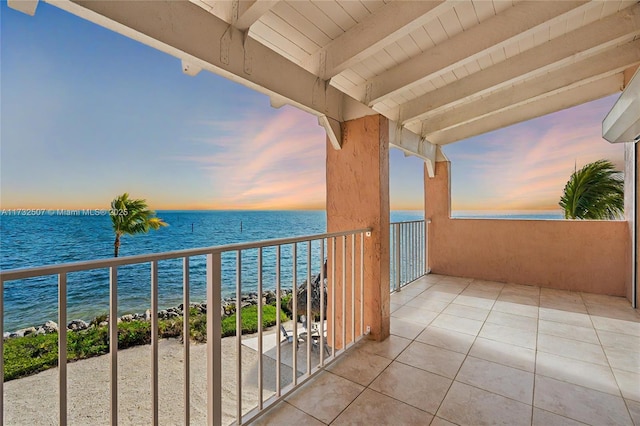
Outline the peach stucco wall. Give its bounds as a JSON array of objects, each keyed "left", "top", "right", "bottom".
[
  {"left": 326, "top": 115, "right": 390, "bottom": 341},
  {"left": 426, "top": 161, "right": 630, "bottom": 296}
]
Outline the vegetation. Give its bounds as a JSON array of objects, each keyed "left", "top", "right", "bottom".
[
  {"left": 110, "top": 193, "right": 167, "bottom": 257},
  {"left": 559, "top": 159, "right": 624, "bottom": 220},
  {"left": 4, "top": 304, "right": 288, "bottom": 381}
]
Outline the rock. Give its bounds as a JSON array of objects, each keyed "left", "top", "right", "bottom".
[
  {"left": 144, "top": 309, "right": 151, "bottom": 321},
  {"left": 3, "top": 332, "right": 10, "bottom": 339},
  {"left": 35, "top": 327, "right": 46, "bottom": 336},
  {"left": 42, "top": 320, "right": 58, "bottom": 333},
  {"left": 22, "top": 327, "right": 37, "bottom": 336},
  {"left": 99, "top": 321, "right": 109, "bottom": 327},
  {"left": 120, "top": 314, "right": 134, "bottom": 322},
  {"left": 68, "top": 320, "right": 89, "bottom": 331}
]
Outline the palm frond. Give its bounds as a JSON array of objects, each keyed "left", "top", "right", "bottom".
[{"left": 559, "top": 160, "right": 624, "bottom": 220}]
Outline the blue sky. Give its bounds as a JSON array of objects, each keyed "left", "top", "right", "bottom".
[{"left": 0, "top": 2, "right": 623, "bottom": 211}]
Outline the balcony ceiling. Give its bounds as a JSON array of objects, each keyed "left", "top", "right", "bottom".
[{"left": 11, "top": 0, "right": 640, "bottom": 164}]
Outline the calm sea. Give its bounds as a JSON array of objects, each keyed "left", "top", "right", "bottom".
[{"left": 1, "top": 210, "right": 427, "bottom": 330}]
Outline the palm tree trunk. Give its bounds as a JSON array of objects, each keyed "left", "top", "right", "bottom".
[{"left": 114, "top": 234, "right": 120, "bottom": 257}]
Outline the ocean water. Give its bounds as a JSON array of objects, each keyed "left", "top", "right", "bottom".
[{"left": 1, "top": 210, "right": 424, "bottom": 330}]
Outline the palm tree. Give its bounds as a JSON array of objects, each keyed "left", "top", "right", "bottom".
[
  {"left": 110, "top": 193, "right": 167, "bottom": 257},
  {"left": 559, "top": 160, "right": 624, "bottom": 220}
]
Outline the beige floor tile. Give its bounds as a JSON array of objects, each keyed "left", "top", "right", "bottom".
[
  {"left": 403, "top": 278, "right": 435, "bottom": 290},
  {"left": 613, "top": 369, "right": 640, "bottom": 402},
  {"left": 469, "top": 337, "right": 536, "bottom": 372},
  {"left": 604, "top": 346, "right": 640, "bottom": 374},
  {"left": 252, "top": 401, "right": 325, "bottom": 425},
  {"left": 390, "top": 302, "right": 402, "bottom": 314},
  {"left": 392, "top": 305, "right": 439, "bottom": 326},
  {"left": 326, "top": 348, "right": 391, "bottom": 386},
  {"left": 390, "top": 292, "right": 416, "bottom": 305},
  {"left": 581, "top": 292, "right": 635, "bottom": 308},
  {"left": 537, "top": 319, "right": 598, "bottom": 344},
  {"left": 405, "top": 297, "right": 450, "bottom": 313},
  {"left": 370, "top": 361, "right": 452, "bottom": 414},
  {"left": 462, "top": 283, "right": 502, "bottom": 295},
  {"left": 430, "top": 417, "right": 458, "bottom": 426},
  {"left": 285, "top": 371, "right": 363, "bottom": 424},
  {"left": 597, "top": 329, "right": 640, "bottom": 352},
  {"left": 534, "top": 375, "right": 632, "bottom": 426},
  {"left": 431, "top": 313, "right": 484, "bottom": 336},
  {"left": 357, "top": 334, "right": 411, "bottom": 360},
  {"left": 332, "top": 388, "right": 432, "bottom": 425},
  {"left": 416, "top": 326, "right": 476, "bottom": 354},
  {"left": 430, "top": 283, "right": 467, "bottom": 294},
  {"left": 437, "top": 381, "right": 532, "bottom": 426},
  {"left": 626, "top": 399, "right": 640, "bottom": 426},
  {"left": 478, "top": 322, "right": 537, "bottom": 349},
  {"left": 501, "top": 283, "right": 540, "bottom": 297},
  {"left": 492, "top": 300, "right": 539, "bottom": 318},
  {"left": 587, "top": 305, "right": 640, "bottom": 322},
  {"left": 591, "top": 316, "right": 640, "bottom": 337},
  {"left": 390, "top": 317, "right": 425, "bottom": 340},
  {"left": 397, "top": 341, "right": 465, "bottom": 379},
  {"left": 418, "top": 290, "right": 459, "bottom": 303},
  {"left": 532, "top": 408, "right": 587, "bottom": 426},
  {"left": 456, "top": 356, "right": 534, "bottom": 404},
  {"left": 539, "top": 300, "right": 588, "bottom": 314},
  {"left": 536, "top": 352, "right": 619, "bottom": 395},
  {"left": 539, "top": 288, "right": 584, "bottom": 305},
  {"left": 486, "top": 310, "right": 538, "bottom": 331},
  {"left": 497, "top": 294, "right": 539, "bottom": 306},
  {"left": 399, "top": 285, "right": 429, "bottom": 297},
  {"left": 453, "top": 294, "right": 496, "bottom": 310},
  {"left": 537, "top": 334, "right": 608, "bottom": 366},
  {"left": 539, "top": 308, "right": 592, "bottom": 328},
  {"left": 442, "top": 303, "right": 490, "bottom": 321}
]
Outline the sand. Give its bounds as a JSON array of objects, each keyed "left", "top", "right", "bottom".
[{"left": 3, "top": 323, "right": 317, "bottom": 426}]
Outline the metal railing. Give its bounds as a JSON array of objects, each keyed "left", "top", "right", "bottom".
[
  {"left": 0, "top": 228, "right": 370, "bottom": 426},
  {"left": 390, "top": 220, "right": 429, "bottom": 292}
]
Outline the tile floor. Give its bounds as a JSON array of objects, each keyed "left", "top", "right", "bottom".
[{"left": 253, "top": 274, "right": 640, "bottom": 425}]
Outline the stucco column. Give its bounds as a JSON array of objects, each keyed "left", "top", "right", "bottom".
[
  {"left": 326, "top": 114, "right": 390, "bottom": 342},
  {"left": 624, "top": 142, "right": 638, "bottom": 307}
]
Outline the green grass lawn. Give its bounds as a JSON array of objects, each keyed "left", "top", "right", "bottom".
[{"left": 3, "top": 304, "right": 288, "bottom": 381}]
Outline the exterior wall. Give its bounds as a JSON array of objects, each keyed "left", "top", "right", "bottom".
[
  {"left": 624, "top": 143, "right": 640, "bottom": 305},
  {"left": 426, "top": 161, "right": 629, "bottom": 296},
  {"left": 326, "top": 115, "right": 390, "bottom": 343}
]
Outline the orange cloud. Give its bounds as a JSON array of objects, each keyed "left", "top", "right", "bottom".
[{"left": 177, "top": 107, "right": 327, "bottom": 210}]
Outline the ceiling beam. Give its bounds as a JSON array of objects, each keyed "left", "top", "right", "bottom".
[
  {"left": 301, "top": 1, "right": 449, "bottom": 80},
  {"left": 235, "top": 0, "right": 279, "bottom": 31},
  {"left": 388, "top": 121, "right": 437, "bottom": 177},
  {"left": 421, "top": 40, "right": 640, "bottom": 135},
  {"left": 355, "top": 0, "right": 589, "bottom": 106},
  {"left": 396, "top": 4, "right": 640, "bottom": 125},
  {"left": 7, "top": 0, "right": 39, "bottom": 15},
  {"left": 425, "top": 74, "right": 623, "bottom": 145},
  {"left": 603, "top": 67, "right": 640, "bottom": 144},
  {"left": 47, "top": 0, "right": 376, "bottom": 150}
]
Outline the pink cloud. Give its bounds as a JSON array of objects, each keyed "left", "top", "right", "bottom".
[{"left": 177, "top": 107, "right": 327, "bottom": 209}]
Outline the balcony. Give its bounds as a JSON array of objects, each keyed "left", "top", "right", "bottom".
[
  {"left": 254, "top": 274, "right": 640, "bottom": 426},
  {"left": 2, "top": 220, "right": 638, "bottom": 425}
]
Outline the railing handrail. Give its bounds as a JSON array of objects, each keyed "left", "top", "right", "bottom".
[
  {"left": 0, "top": 227, "right": 371, "bottom": 281},
  {"left": 390, "top": 219, "right": 424, "bottom": 225}
]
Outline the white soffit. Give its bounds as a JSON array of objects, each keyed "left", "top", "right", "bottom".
[{"left": 603, "top": 67, "right": 640, "bottom": 144}]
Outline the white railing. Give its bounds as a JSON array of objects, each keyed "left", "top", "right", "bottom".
[
  {"left": 0, "top": 228, "right": 370, "bottom": 426},
  {"left": 390, "top": 220, "right": 429, "bottom": 292}
]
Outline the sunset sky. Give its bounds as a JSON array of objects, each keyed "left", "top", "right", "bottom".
[{"left": 1, "top": 3, "right": 624, "bottom": 212}]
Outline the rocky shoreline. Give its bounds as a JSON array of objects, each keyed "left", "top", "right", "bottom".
[{"left": 4, "top": 289, "right": 293, "bottom": 339}]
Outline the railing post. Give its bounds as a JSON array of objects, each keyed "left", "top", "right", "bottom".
[
  {"left": 206, "top": 252, "right": 222, "bottom": 426},
  {"left": 394, "top": 222, "right": 401, "bottom": 292},
  {"left": 425, "top": 219, "right": 431, "bottom": 274},
  {"left": 59, "top": 272, "right": 68, "bottom": 426},
  {"left": 150, "top": 261, "right": 159, "bottom": 426},
  {"left": 109, "top": 266, "right": 118, "bottom": 426}
]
